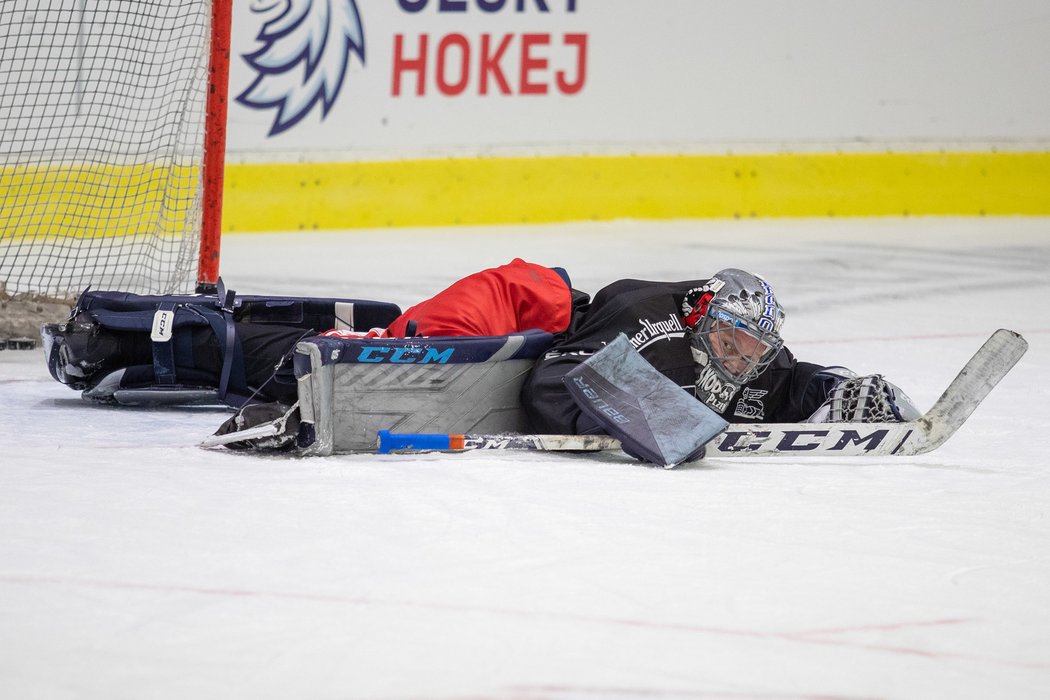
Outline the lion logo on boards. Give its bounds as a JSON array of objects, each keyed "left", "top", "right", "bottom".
[{"left": 238, "top": 0, "right": 365, "bottom": 136}]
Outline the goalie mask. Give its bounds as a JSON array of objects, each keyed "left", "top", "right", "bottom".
[{"left": 684, "top": 269, "right": 785, "bottom": 411}]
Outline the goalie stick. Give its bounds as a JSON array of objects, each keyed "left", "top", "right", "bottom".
[{"left": 377, "top": 329, "right": 1027, "bottom": 459}]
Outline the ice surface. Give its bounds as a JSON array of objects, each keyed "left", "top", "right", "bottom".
[{"left": 1, "top": 218, "right": 1049, "bottom": 699}]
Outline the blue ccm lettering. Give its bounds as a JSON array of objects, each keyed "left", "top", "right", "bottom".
[
  {"left": 399, "top": 0, "right": 577, "bottom": 11},
  {"left": 356, "top": 346, "right": 455, "bottom": 364}
]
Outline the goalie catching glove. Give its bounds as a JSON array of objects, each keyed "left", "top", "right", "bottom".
[{"left": 807, "top": 368, "right": 921, "bottom": 423}]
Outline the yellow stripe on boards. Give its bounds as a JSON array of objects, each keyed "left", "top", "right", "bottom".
[
  {"left": 0, "top": 163, "right": 199, "bottom": 239},
  {"left": 4, "top": 153, "right": 1048, "bottom": 239},
  {"left": 222, "top": 151, "right": 1050, "bottom": 232}
]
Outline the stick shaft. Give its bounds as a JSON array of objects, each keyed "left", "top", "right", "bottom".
[{"left": 377, "top": 430, "right": 619, "bottom": 454}]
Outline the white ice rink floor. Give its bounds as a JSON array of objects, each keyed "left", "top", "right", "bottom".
[{"left": 2, "top": 218, "right": 1049, "bottom": 699}]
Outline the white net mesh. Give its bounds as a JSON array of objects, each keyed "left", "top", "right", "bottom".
[{"left": 0, "top": 0, "right": 211, "bottom": 304}]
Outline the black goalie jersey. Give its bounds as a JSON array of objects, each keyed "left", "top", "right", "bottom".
[{"left": 522, "top": 278, "right": 835, "bottom": 435}]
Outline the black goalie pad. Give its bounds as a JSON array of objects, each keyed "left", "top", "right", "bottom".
[{"left": 41, "top": 282, "right": 401, "bottom": 407}]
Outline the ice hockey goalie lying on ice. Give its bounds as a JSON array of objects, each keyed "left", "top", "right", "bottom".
[{"left": 43, "top": 258, "right": 919, "bottom": 461}]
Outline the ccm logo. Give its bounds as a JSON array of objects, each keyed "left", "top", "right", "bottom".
[
  {"left": 150, "top": 310, "right": 175, "bottom": 342},
  {"left": 716, "top": 429, "right": 891, "bottom": 453},
  {"left": 356, "top": 346, "right": 454, "bottom": 364}
]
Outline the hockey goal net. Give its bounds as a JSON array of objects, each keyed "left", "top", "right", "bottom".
[{"left": 0, "top": 0, "right": 229, "bottom": 340}]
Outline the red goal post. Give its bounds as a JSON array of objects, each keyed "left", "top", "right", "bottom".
[
  {"left": 198, "top": 0, "right": 231, "bottom": 295},
  {"left": 0, "top": 0, "right": 231, "bottom": 322}
]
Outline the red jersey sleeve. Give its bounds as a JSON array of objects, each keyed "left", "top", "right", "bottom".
[{"left": 385, "top": 258, "right": 572, "bottom": 337}]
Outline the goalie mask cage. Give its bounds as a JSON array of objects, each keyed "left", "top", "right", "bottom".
[{"left": 0, "top": 0, "right": 230, "bottom": 312}]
